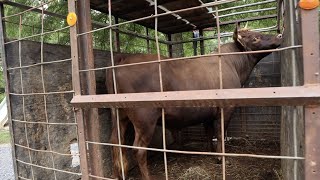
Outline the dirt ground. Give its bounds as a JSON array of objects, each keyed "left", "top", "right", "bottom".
[{"left": 127, "top": 139, "right": 281, "bottom": 180}]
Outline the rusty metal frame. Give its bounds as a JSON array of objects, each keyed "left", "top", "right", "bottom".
[
  {"left": 0, "top": 3, "right": 18, "bottom": 180},
  {"left": 301, "top": 6, "right": 320, "bottom": 180}
]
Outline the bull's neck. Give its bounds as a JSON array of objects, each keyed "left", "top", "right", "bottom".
[{"left": 220, "top": 43, "right": 264, "bottom": 86}]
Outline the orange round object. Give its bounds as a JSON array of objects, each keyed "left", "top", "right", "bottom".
[
  {"left": 67, "top": 12, "right": 77, "bottom": 26},
  {"left": 299, "top": 0, "right": 319, "bottom": 10}
]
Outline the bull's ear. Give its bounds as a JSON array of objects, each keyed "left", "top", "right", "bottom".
[
  {"left": 233, "top": 22, "right": 246, "bottom": 49},
  {"left": 236, "top": 22, "right": 241, "bottom": 32}
]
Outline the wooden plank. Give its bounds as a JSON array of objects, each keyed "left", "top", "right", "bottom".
[
  {"left": 71, "top": 86, "right": 320, "bottom": 108},
  {"left": 301, "top": 6, "right": 320, "bottom": 180},
  {"left": 67, "top": 1, "right": 89, "bottom": 180}
]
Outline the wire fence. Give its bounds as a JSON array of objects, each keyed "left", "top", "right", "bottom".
[
  {"left": 0, "top": 0, "right": 312, "bottom": 180},
  {"left": 0, "top": 1, "right": 81, "bottom": 179}
]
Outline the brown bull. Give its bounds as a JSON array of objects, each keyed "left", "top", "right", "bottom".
[{"left": 107, "top": 23, "right": 282, "bottom": 180}]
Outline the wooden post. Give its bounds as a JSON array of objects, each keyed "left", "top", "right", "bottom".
[
  {"left": 199, "top": 29, "right": 204, "bottom": 55},
  {"left": 146, "top": 27, "right": 151, "bottom": 53},
  {"left": 167, "top": 34, "right": 173, "bottom": 57},
  {"left": 301, "top": 6, "right": 320, "bottom": 180},
  {"left": 76, "top": 0, "right": 104, "bottom": 178},
  {"left": 114, "top": 17, "right": 120, "bottom": 52}
]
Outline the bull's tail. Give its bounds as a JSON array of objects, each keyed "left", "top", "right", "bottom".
[
  {"left": 106, "top": 54, "right": 129, "bottom": 179},
  {"left": 110, "top": 117, "right": 129, "bottom": 179}
]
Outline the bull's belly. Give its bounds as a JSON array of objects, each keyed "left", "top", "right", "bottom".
[{"left": 158, "top": 107, "right": 218, "bottom": 129}]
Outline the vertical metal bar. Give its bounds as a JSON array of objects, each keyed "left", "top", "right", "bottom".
[
  {"left": 167, "top": 34, "right": 173, "bottom": 57},
  {"left": 154, "top": 0, "right": 168, "bottom": 179},
  {"left": 146, "top": 27, "right": 151, "bottom": 53},
  {"left": 301, "top": 6, "right": 320, "bottom": 180},
  {"left": 0, "top": 3, "right": 18, "bottom": 180},
  {"left": 108, "top": 0, "right": 126, "bottom": 179},
  {"left": 76, "top": 0, "right": 104, "bottom": 177},
  {"left": 288, "top": 1, "right": 298, "bottom": 178},
  {"left": 67, "top": 1, "right": 89, "bottom": 179},
  {"left": 39, "top": 5, "right": 57, "bottom": 180},
  {"left": 199, "top": 29, "right": 204, "bottom": 55},
  {"left": 114, "top": 17, "right": 120, "bottom": 53},
  {"left": 215, "top": 1, "right": 226, "bottom": 180},
  {"left": 18, "top": 14, "right": 35, "bottom": 180}
]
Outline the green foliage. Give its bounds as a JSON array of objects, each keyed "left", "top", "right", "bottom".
[{"left": 0, "top": 130, "right": 10, "bottom": 144}]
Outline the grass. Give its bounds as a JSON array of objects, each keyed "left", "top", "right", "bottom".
[{"left": 0, "top": 130, "right": 11, "bottom": 144}]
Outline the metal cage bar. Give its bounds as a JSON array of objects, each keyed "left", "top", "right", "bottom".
[
  {"left": 39, "top": 5, "right": 58, "bottom": 179},
  {"left": 154, "top": 1, "right": 169, "bottom": 179},
  {"left": 214, "top": 1, "right": 226, "bottom": 179}
]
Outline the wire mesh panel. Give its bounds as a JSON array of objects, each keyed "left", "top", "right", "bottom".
[
  {"left": 1, "top": 0, "right": 319, "bottom": 180},
  {"left": 0, "top": 1, "right": 80, "bottom": 179},
  {"left": 68, "top": 0, "right": 318, "bottom": 180}
]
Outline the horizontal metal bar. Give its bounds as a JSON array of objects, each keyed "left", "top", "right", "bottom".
[
  {"left": 209, "top": 0, "right": 276, "bottom": 13},
  {"left": 219, "top": 7, "right": 276, "bottom": 18},
  {"left": 0, "top": 0, "right": 55, "bottom": 19},
  {"left": 15, "top": 144, "right": 76, "bottom": 156},
  {"left": 220, "top": 14, "right": 277, "bottom": 26},
  {"left": 10, "top": 90, "right": 74, "bottom": 96},
  {"left": 78, "top": 45, "right": 301, "bottom": 72},
  {"left": 16, "top": 159, "right": 82, "bottom": 176},
  {"left": 85, "top": 141, "right": 303, "bottom": 160},
  {"left": 4, "top": 26, "right": 69, "bottom": 45},
  {"left": 77, "top": 0, "right": 239, "bottom": 37},
  {"left": 71, "top": 85, "right": 320, "bottom": 108},
  {"left": 7, "top": 58, "right": 71, "bottom": 70},
  {"left": 172, "top": 26, "right": 277, "bottom": 45},
  {"left": 12, "top": 119, "right": 77, "bottom": 126},
  {"left": 113, "top": 27, "right": 169, "bottom": 44}
]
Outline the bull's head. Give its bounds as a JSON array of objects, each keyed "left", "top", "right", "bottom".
[{"left": 233, "top": 22, "right": 282, "bottom": 52}]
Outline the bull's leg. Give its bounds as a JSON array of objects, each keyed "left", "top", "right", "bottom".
[
  {"left": 215, "top": 107, "right": 235, "bottom": 163},
  {"left": 110, "top": 109, "right": 129, "bottom": 179},
  {"left": 128, "top": 108, "right": 160, "bottom": 180}
]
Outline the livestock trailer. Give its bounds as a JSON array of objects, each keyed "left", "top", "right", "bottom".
[{"left": 0, "top": 0, "right": 319, "bottom": 179}]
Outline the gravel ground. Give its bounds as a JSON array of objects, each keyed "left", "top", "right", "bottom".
[{"left": 0, "top": 143, "right": 14, "bottom": 180}]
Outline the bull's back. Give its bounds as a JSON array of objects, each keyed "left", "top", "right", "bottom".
[{"left": 111, "top": 54, "right": 241, "bottom": 94}]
